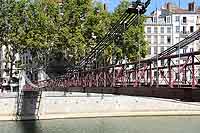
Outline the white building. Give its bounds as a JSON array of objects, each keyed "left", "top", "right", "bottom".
[
  {"left": 144, "top": 2, "right": 200, "bottom": 84},
  {"left": 0, "top": 45, "right": 35, "bottom": 92},
  {"left": 145, "top": 2, "right": 200, "bottom": 58}
]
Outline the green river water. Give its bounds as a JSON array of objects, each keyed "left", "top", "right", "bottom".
[{"left": 0, "top": 116, "right": 200, "bottom": 133}]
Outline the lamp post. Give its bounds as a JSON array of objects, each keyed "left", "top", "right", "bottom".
[
  {"left": 178, "top": 0, "right": 181, "bottom": 88},
  {"left": 91, "top": 32, "right": 97, "bottom": 68},
  {"left": 136, "top": 4, "right": 142, "bottom": 87}
]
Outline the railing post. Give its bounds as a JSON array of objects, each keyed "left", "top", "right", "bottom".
[
  {"left": 192, "top": 54, "right": 195, "bottom": 88},
  {"left": 135, "top": 64, "right": 138, "bottom": 87},
  {"left": 104, "top": 69, "right": 106, "bottom": 87},
  {"left": 184, "top": 65, "right": 187, "bottom": 84},
  {"left": 123, "top": 65, "right": 127, "bottom": 87},
  {"left": 150, "top": 62, "right": 152, "bottom": 86},
  {"left": 144, "top": 64, "right": 146, "bottom": 85},
  {"left": 96, "top": 71, "right": 99, "bottom": 87},
  {"left": 138, "top": 65, "right": 141, "bottom": 87},
  {"left": 89, "top": 72, "right": 92, "bottom": 87},
  {"left": 113, "top": 67, "right": 115, "bottom": 87},
  {"left": 168, "top": 58, "right": 172, "bottom": 88}
]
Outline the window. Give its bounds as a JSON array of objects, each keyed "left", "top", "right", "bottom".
[
  {"left": 153, "top": 17, "right": 157, "bottom": 23},
  {"left": 154, "top": 35, "right": 158, "bottom": 43},
  {"left": 161, "top": 60, "right": 165, "bottom": 66},
  {"left": 25, "top": 56, "right": 29, "bottom": 64},
  {"left": 176, "top": 50, "right": 179, "bottom": 55},
  {"left": 161, "top": 27, "right": 164, "bottom": 33},
  {"left": 190, "top": 48, "right": 194, "bottom": 52},
  {"left": 5, "top": 71, "right": 9, "bottom": 76},
  {"left": 190, "top": 26, "right": 194, "bottom": 33},
  {"left": 160, "top": 46, "right": 164, "bottom": 52},
  {"left": 148, "top": 47, "right": 151, "bottom": 55},
  {"left": 175, "top": 37, "right": 179, "bottom": 43},
  {"left": 183, "top": 26, "right": 186, "bottom": 34},
  {"left": 154, "top": 46, "right": 157, "bottom": 54},
  {"left": 175, "top": 16, "right": 180, "bottom": 22},
  {"left": 147, "top": 35, "right": 151, "bottom": 43},
  {"left": 176, "top": 26, "right": 180, "bottom": 33},
  {"left": 183, "top": 48, "right": 187, "bottom": 53},
  {"left": 167, "top": 27, "right": 171, "bottom": 33},
  {"left": 166, "top": 16, "right": 171, "bottom": 23},
  {"left": 147, "top": 27, "right": 151, "bottom": 33},
  {"left": 183, "top": 17, "right": 187, "bottom": 23},
  {"left": 190, "top": 17, "right": 195, "bottom": 23},
  {"left": 154, "top": 27, "right": 158, "bottom": 33},
  {"left": 160, "top": 36, "right": 164, "bottom": 43},
  {"left": 167, "top": 36, "right": 171, "bottom": 44}
]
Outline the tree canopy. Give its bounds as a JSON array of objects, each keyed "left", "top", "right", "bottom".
[{"left": 0, "top": 0, "right": 148, "bottom": 69}]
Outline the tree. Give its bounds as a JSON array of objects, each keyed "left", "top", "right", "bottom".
[
  {"left": 0, "top": 0, "right": 22, "bottom": 84},
  {"left": 103, "top": 0, "right": 148, "bottom": 64},
  {"left": 0, "top": 0, "right": 148, "bottom": 79}
]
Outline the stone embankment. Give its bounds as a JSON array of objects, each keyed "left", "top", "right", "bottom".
[{"left": 1, "top": 92, "right": 200, "bottom": 120}]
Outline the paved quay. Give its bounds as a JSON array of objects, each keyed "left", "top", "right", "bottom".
[{"left": 1, "top": 92, "right": 200, "bottom": 120}]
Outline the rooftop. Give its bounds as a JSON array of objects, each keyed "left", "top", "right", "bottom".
[{"left": 150, "top": 2, "right": 200, "bottom": 17}]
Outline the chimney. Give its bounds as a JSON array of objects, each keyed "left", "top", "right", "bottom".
[
  {"left": 188, "top": 2, "right": 195, "bottom": 11},
  {"left": 103, "top": 3, "right": 107, "bottom": 11},
  {"left": 166, "top": 2, "right": 172, "bottom": 11}
]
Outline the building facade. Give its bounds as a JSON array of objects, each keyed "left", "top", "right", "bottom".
[
  {"left": 144, "top": 2, "right": 200, "bottom": 84},
  {"left": 145, "top": 2, "right": 200, "bottom": 58}
]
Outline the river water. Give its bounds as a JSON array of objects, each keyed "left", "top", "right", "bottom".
[{"left": 0, "top": 116, "right": 200, "bottom": 133}]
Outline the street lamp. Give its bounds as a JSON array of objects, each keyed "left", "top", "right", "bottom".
[
  {"left": 136, "top": 4, "right": 142, "bottom": 87},
  {"left": 178, "top": 0, "right": 181, "bottom": 88}
]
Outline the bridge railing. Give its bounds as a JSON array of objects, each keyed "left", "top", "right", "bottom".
[{"left": 22, "top": 51, "right": 200, "bottom": 91}]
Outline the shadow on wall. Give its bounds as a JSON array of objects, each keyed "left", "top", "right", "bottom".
[{"left": 16, "top": 91, "right": 42, "bottom": 120}]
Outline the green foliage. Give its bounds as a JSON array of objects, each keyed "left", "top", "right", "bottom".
[
  {"left": 0, "top": 0, "right": 148, "bottom": 68},
  {"left": 108, "top": 0, "right": 148, "bottom": 63}
]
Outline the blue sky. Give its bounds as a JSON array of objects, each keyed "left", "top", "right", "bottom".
[{"left": 97, "top": 0, "right": 200, "bottom": 14}]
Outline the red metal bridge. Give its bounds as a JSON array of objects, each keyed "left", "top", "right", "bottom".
[{"left": 23, "top": 0, "right": 200, "bottom": 101}]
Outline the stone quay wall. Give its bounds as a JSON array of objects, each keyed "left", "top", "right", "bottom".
[{"left": 1, "top": 91, "right": 200, "bottom": 120}]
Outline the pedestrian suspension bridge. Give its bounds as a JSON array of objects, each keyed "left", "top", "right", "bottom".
[{"left": 20, "top": 0, "right": 200, "bottom": 102}]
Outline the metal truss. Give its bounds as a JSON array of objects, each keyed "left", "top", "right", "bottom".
[
  {"left": 23, "top": 51, "right": 200, "bottom": 91},
  {"left": 22, "top": 0, "right": 200, "bottom": 92}
]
